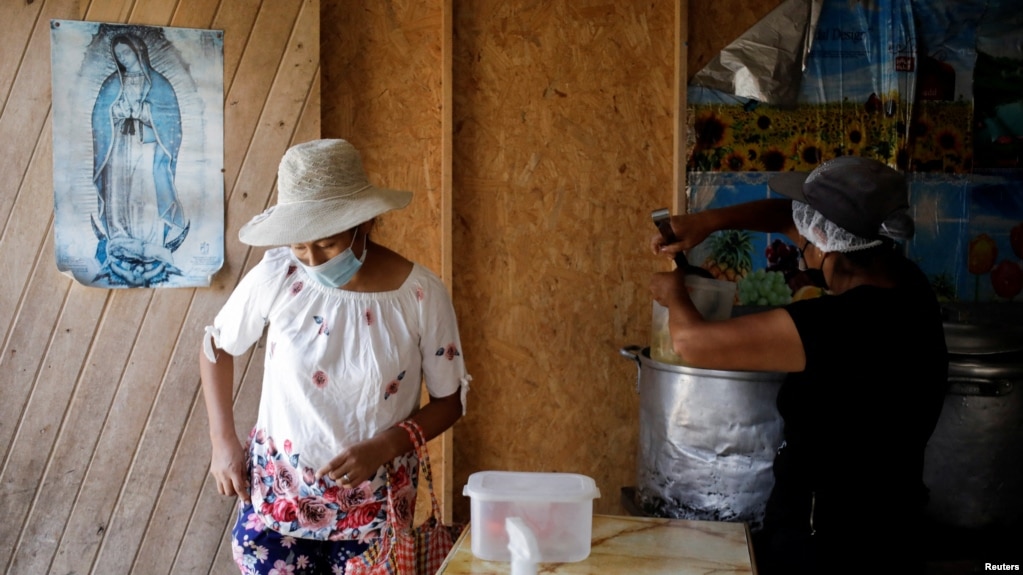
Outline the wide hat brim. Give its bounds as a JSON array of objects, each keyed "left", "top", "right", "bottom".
[{"left": 238, "top": 186, "right": 412, "bottom": 246}]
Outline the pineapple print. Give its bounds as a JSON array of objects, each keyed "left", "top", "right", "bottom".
[{"left": 702, "top": 230, "right": 753, "bottom": 282}]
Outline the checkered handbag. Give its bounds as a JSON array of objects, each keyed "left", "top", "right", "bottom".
[
  {"left": 345, "top": 462, "right": 417, "bottom": 575},
  {"left": 347, "top": 421, "right": 464, "bottom": 575},
  {"left": 399, "top": 420, "right": 465, "bottom": 575}
]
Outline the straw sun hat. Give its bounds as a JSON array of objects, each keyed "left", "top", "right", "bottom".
[{"left": 238, "top": 139, "right": 413, "bottom": 246}]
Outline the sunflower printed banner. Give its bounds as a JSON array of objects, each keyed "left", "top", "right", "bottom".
[
  {"left": 683, "top": 0, "right": 916, "bottom": 306},
  {"left": 687, "top": 0, "right": 915, "bottom": 174},
  {"left": 683, "top": 0, "right": 1023, "bottom": 306}
]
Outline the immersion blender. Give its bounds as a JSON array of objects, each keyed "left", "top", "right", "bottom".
[{"left": 651, "top": 208, "right": 713, "bottom": 278}]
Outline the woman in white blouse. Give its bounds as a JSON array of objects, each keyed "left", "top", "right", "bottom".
[{"left": 199, "top": 139, "right": 470, "bottom": 574}]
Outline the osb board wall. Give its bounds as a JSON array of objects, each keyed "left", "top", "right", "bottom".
[
  {"left": 320, "top": 0, "right": 453, "bottom": 521},
  {"left": 0, "top": 0, "right": 319, "bottom": 572},
  {"left": 321, "top": 1, "right": 446, "bottom": 275},
  {"left": 448, "top": 1, "right": 677, "bottom": 519}
]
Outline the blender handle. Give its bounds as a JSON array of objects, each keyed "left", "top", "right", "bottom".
[
  {"left": 651, "top": 208, "right": 689, "bottom": 270},
  {"left": 651, "top": 208, "right": 715, "bottom": 279}
]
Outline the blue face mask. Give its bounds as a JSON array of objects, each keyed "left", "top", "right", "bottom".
[{"left": 299, "top": 227, "right": 367, "bottom": 288}]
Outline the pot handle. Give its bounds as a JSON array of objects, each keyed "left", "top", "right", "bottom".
[
  {"left": 619, "top": 345, "right": 643, "bottom": 393},
  {"left": 948, "top": 378, "right": 1014, "bottom": 397}
]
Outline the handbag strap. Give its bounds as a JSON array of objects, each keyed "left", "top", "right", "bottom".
[
  {"left": 397, "top": 420, "right": 444, "bottom": 521},
  {"left": 382, "top": 461, "right": 404, "bottom": 531}
]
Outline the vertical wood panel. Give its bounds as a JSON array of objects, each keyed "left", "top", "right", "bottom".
[
  {"left": 0, "top": 0, "right": 319, "bottom": 572},
  {"left": 675, "top": 0, "right": 688, "bottom": 214},
  {"left": 20, "top": 288, "right": 154, "bottom": 574},
  {"left": 146, "top": 9, "right": 322, "bottom": 573},
  {"left": 449, "top": 0, "right": 675, "bottom": 520},
  {"left": 439, "top": 0, "right": 454, "bottom": 519},
  {"left": 321, "top": 0, "right": 450, "bottom": 521},
  {"left": 0, "top": 1, "right": 44, "bottom": 113},
  {"left": 0, "top": 0, "right": 77, "bottom": 335},
  {"left": 321, "top": 0, "right": 445, "bottom": 274}
]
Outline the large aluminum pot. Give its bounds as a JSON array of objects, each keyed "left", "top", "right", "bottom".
[
  {"left": 922, "top": 320, "right": 1023, "bottom": 529},
  {"left": 620, "top": 345, "right": 785, "bottom": 531}
]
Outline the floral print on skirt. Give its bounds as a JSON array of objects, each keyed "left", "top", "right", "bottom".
[{"left": 232, "top": 500, "right": 370, "bottom": 575}]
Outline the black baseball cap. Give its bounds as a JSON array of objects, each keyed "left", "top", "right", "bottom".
[{"left": 768, "top": 156, "right": 913, "bottom": 240}]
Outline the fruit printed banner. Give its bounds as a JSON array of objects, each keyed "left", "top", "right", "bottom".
[
  {"left": 960, "top": 179, "right": 1023, "bottom": 303},
  {"left": 683, "top": 0, "right": 1023, "bottom": 307},
  {"left": 686, "top": 172, "right": 823, "bottom": 306}
]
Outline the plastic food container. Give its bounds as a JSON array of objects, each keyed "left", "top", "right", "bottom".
[
  {"left": 462, "top": 471, "right": 601, "bottom": 562},
  {"left": 683, "top": 274, "right": 736, "bottom": 321},
  {"left": 651, "top": 275, "right": 736, "bottom": 364}
]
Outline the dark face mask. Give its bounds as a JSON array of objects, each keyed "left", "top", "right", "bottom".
[{"left": 799, "top": 240, "right": 829, "bottom": 291}]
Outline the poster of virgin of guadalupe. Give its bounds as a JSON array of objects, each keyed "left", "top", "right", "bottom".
[{"left": 50, "top": 20, "right": 224, "bottom": 288}]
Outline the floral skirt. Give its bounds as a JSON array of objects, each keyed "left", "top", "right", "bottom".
[{"left": 232, "top": 500, "right": 371, "bottom": 575}]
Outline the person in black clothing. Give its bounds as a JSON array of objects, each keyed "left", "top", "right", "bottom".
[{"left": 649, "top": 156, "right": 948, "bottom": 574}]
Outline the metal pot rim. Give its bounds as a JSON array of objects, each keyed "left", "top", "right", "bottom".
[
  {"left": 620, "top": 345, "right": 787, "bottom": 382},
  {"left": 944, "top": 322, "right": 1023, "bottom": 356}
]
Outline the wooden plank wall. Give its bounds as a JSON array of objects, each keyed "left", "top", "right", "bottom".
[{"left": 0, "top": 0, "right": 319, "bottom": 573}]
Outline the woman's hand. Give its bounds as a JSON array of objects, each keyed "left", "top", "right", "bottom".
[
  {"left": 649, "top": 270, "right": 686, "bottom": 308},
  {"left": 111, "top": 98, "right": 133, "bottom": 119},
  {"left": 200, "top": 345, "right": 249, "bottom": 501},
  {"left": 649, "top": 212, "right": 715, "bottom": 260},
  {"left": 210, "top": 436, "right": 250, "bottom": 503},
  {"left": 316, "top": 437, "right": 391, "bottom": 487},
  {"left": 316, "top": 390, "right": 463, "bottom": 487}
]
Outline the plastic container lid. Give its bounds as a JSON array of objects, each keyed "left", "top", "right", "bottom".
[{"left": 463, "top": 471, "right": 600, "bottom": 502}]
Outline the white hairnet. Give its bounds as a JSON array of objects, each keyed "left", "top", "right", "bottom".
[{"left": 792, "top": 201, "right": 882, "bottom": 253}]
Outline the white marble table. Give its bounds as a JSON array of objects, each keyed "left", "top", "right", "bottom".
[{"left": 437, "top": 514, "right": 756, "bottom": 574}]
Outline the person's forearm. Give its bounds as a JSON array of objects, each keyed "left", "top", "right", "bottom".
[
  {"left": 702, "top": 198, "right": 797, "bottom": 238},
  {"left": 376, "top": 391, "right": 463, "bottom": 460},
  {"left": 199, "top": 346, "right": 238, "bottom": 443},
  {"left": 665, "top": 273, "right": 708, "bottom": 355}
]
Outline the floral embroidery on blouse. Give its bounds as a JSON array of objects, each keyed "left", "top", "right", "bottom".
[
  {"left": 436, "top": 344, "right": 461, "bottom": 361},
  {"left": 290, "top": 281, "right": 304, "bottom": 295},
  {"left": 364, "top": 309, "right": 374, "bottom": 326},
  {"left": 313, "top": 315, "right": 330, "bottom": 335},
  {"left": 312, "top": 370, "right": 328, "bottom": 389},
  {"left": 384, "top": 371, "right": 405, "bottom": 400}
]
